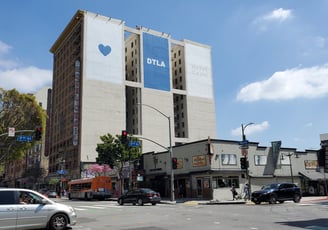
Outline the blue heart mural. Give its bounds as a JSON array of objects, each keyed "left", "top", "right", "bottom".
[{"left": 98, "top": 44, "right": 111, "bottom": 56}]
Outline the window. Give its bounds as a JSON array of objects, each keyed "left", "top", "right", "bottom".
[
  {"left": 0, "top": 191, "right": 15, "bottom": 204},
  {"left": 254, "top": 155, "right": 267, "bottom": 165},
  {"left": 221, "top": 154, "right": 237, "bottom": 165},
  {"left": 280, "top": 154, "right": 291, "bottom": 165},
  {"left": 212, "top": 177, "right": 239, "bottom": 188}
]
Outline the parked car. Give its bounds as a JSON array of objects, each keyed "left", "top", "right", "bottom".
[
  {"left": 251, "top": 182, "right": 302, "bottom": 205},
  {"left": 0, "top": 188, "right": 77, "bottom": 230},
  {"left": 118, "top": 188, "right": 161, "bottom": 206},
  {"left": 46, "top": 190, "right": 58, "bottom": 198}
]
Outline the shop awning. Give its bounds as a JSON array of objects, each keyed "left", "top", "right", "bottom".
[{"left": 299, "top": 171, "right": 328, "bottom": 181}]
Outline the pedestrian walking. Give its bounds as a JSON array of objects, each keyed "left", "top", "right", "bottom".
[
  {"left": 243, "top": 183, "right": 249, "bottom": 200},
  {"left": 231, "top": 184, "right": 237, "bottom": 200}
]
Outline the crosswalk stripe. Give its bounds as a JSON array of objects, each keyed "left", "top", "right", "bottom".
[
  {"left": 78, "top": 206, "right": 105, "bottom": 209},
  {"left": 74, "top": 208, "right": 87, "bottom": 211},
  {"left": 93, "top": 204, "right": 117, "bottom": 207}
]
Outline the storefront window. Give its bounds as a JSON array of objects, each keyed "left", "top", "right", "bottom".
[{"left": 212, "top": 177, "right": 239, "bottom": 188}]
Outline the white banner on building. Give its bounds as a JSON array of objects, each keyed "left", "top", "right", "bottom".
[
  {"left": 185, "top": 43, "right": 213, "bottom": 99},
  {"left": 84, "top": 12, "right": 124, "bottom": 84}
]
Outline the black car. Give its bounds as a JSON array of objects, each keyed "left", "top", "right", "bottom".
[
  {"left": 251, "top": 182, "right": 302, "bottom": 204},
  {"left": 118, "top": 188, "right": 161, "bottom": 206}
]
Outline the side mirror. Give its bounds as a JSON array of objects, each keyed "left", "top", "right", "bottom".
[{"left": 41, "top": 199, "right": 49, "bottom": 205}]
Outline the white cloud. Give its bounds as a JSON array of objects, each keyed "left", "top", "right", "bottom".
[
  {"left": 253, "top": 8, "right": 293, "bottom": 31},
  {"left": 0, "top": 66, "right": 52, "bottom": 93},
  {"left": 0, "top": 40, "right": 12, "bottom": 55},
  {"left": 231, "top": 121, "right": 270, "bottom": 137},
  {"left": 261, "top": 8, "right": 293, "bottom": 22},
  {"left": 236, "top": 64, "right": 328, "bottom": 102},
  {"left": 0, "top": 40, "right": 52, "bottom": 93},
  {"left": 0, "top": 59, "right": 18, "bottom": 69}
]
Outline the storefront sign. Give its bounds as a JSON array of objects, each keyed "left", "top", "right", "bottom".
[
  {"left": 304, "top": 160, "right": 318, "bottom": 169},
  {"left": 192, "top": 155, "right": 206, "bottom": 167}
]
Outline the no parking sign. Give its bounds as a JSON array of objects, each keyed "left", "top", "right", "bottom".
[{"left": 8, "top": 127, "right": 15, "bottom": 137}]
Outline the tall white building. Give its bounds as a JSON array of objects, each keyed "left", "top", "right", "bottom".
[{"left": 49, "top": 10, "right": 216, "bottom": 179}]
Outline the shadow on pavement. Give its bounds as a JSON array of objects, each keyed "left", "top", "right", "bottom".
[{"left": 276, "top": 218, "right": 328, "bottom": 229}]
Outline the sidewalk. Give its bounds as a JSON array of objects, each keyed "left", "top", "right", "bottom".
[
  {"left": 57, "top": 195, "right": 327, "bottom": 205},
  {"left": 159, "top": 198, "right": 246, "bottom": 205},
  {"left": 160, "top": 196, "right": 328, "bottom": 205}
]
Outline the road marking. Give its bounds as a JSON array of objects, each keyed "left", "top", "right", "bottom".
[
  {"left": 78, "top": 206, "right": 105, "bottom": 209},
  {"left": 74, "top": 208, "right": 87, "bottom": 211}
]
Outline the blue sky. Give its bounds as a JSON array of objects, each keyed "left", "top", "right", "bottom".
[{"left": 0, "top": 1, "right": 327, "bottom": 151}]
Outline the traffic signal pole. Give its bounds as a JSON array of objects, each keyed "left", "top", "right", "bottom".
[
  {"left": 241, "top": 123, "right": 253, "bottom": 200},
  {"left": 0, "top": 129, "right": 38, "bottom": 163}
]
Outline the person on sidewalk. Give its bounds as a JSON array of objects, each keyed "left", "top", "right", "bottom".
[
  {"left": 231, "top": 184, "right": 237, "bottom": 200},
  {"left": 243, "top": 183, "right": 249, "bottom": 200}
]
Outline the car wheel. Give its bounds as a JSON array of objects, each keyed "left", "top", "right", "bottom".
[
  {"left": 118, "top": 198, "right": 124, "bottom": 205},
  {"left": 254, "top": 201, "right": 261, "bottom": 205},
  {"left": 279, "top": 200, "right": 284, "bottom": 203},
  {"left": 152, "top": 202, "right": 157, "bottom": 205},
  {"left": 137, "top": 198, "right": 144, "bottom": 206},
  {"left": 269, "top": 195, "right": 277, "bottom": 204},
  {"left": 293, "top": 194, "right": 301, "bottom": 203},
  {"left": 49, "top": 213, "right": 68, "bottom": 230}
]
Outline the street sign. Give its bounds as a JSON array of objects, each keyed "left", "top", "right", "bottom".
[
  {"left": 238, "top": 140, "right": 249, "bottom": 146},
  {"left": 241, "top": 148, "right": 248, "bottom": 156},
  {"left": 8, "top": 127, "right": 15, "bottom": 137},
  {"left": 17, "top": 135, "right": 33, "bottom": 142},
  {"left": 57, "top": 169, "right": 67, "bottom": 175},
  {"left": 129, "top": 141, "right": 140, "bottom": 147}
]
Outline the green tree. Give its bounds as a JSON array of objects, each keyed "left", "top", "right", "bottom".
[
  {"left": 0, "top": 88, "right": 46, "bottom": 162},
  {"left": 96, "top": 133, "right": 142, "bottom": 192}
]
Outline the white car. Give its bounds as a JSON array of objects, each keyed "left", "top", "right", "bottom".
[{"left": 0, "top": 188, "right": 77, "bottom": 230}]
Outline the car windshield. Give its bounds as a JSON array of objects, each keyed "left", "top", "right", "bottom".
[
  {"left": 261, "top": 184, "right": 278, "bottom": 190},
  {"left": 141, "top": 188, "right": 154, "bottom": 193}
]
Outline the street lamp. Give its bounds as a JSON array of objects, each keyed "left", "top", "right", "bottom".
[
  {"left": 138, "top": 103, "right": 175, "bottom": 202},
  {"left": 281, "top": 152, "right": 294, "bottom": 184},
  {"left": 241, "top": 123, "right": 254, "bottom": 141},
  {"left": 241, "top": 122, "right": 253, "bottom": 200}
]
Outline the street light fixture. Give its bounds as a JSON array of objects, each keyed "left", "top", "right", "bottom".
[
  {"left": 241, "top": 123, "right": 254, "bottom": 141},
  {"left": 138, "top": 103, "right": 175, "bottom": 202},
  {"left": 281, "top": 152, "right": 294, "bottom": 184}
]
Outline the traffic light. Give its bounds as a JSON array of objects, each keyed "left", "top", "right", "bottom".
[
  {"left": 172, "top": 157, "right": 178, "bottom": 169},
  {"left": 121, "top": 130, "right": 128, "bottom": 144},
  {"left": 240, "top": 157, "right": 248, "bottom": 169},
  {"left": 35, "top": 126, "right": 42, "bottom": 140}
]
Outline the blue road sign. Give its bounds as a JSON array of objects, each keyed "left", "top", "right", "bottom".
[
  {"left": 238, "top": 140, "right": 249, "bottom": 146},
  {"left": 56, "top": 170, "right": 67, "bottom": 175},
  {"left": 17, "top": 135, "right": 33, "bottom": 142},
  {"left": 129, "top": 141, "right": 140, "bottom": 147}
]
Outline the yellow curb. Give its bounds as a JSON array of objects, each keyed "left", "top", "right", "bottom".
[{"left": 184, "top": 201, "right": 199, "bottom": 206}]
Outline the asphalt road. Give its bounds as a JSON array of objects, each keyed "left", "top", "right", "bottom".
[{"left": 59, "top": 198, "right": 328, "bottom": 230}]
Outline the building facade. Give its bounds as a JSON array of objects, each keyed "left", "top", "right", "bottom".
[
  {"left": 48, "top": 10, "right": 216, "bottom": 180},
  {"left": 141, "top": 139, "right": 327, "bottom": 200}
]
